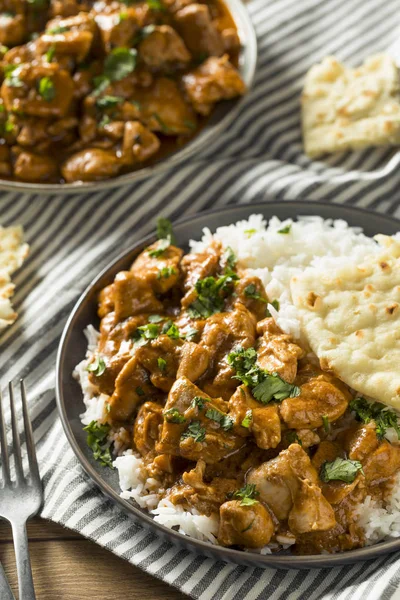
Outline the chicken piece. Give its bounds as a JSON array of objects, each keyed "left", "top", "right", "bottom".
[
  {"left": 133, "top": 77, "right": 197, "bottom": 135},
  {"left": 108, "top": 355, "right": 150, "bottom": 420},
  {"left": 256, "top": 318, "right": 304, "bottom": 384},
  {"left": 1, "top": 63, "right": 74, "bottom": 119},
  {"left": 288, "top": 479, "right": 336, "bottom": 535},
  {"left": 198, "top": 304, "right": 257, "bottom": 400},
  {"left": 296, "top": 429, "right": 320, "bottom": 448},
  {"left": 248, "top": 444, "right": 321, "bottom": 522},
  {"left": 46, "top": 11, "right": 97, "bottom": 34},
  {"left": 112, "top": 271, "right": 163, "bottom": 321},
  {"left": 133, "top": 401, "right": 163, "bottom": 456},
  {"left": 0, "top": 12, "right": 26, "bottom": 47},
  {"left": 251, "top": 405, "right": 281, "bottom": 450},
  {"left": 130, "top": 242, "right": 183, "bottom": 294},
  {"left": 156, "top": 376, "right": 242, "bottom": 463},
  {"left": 218, "top": 500, "right": 275, "bottom": 548},
  {"left": 13, "top": 151, "right": 59, "bottom": 183},
  {"left": 167, "top": 460, "right": 237, "bottom": 515},
  {"left": 50, "top": 0, "right": 91, "bottom": 17},
  {"left": 183, "top": 55, "right": 246, "bottom": 116},
  {"left": 36, "top": 30, "right": 94, "bottom": 63},
  {"left": 279, "top": 364, "right": 351, "bottom": 430},
  {"left": 135, "top": 334, "right": 182, "bottom": 392},
  {"left": 138, "top": 25, "right": 191, "bottom": 70},
  {"left": 61, "top": 148, "right": 121, "bottom": 183},
  {"left": 120, "top": 121, "right": 161, "bottom": 165},
  {"left": 98, "top": 284, "right": 114, "bottom": 318},
  {"left": 88, "top": 351, "right": 132, "bottom": 396},
  {"left": 221, "top": 27, "right": 241, "bottom": 53},
  {"left": 234, "top": 275, "right": 268, "bottom": 321},
  {"left": 344, "top": 422, "right": 380, "bottom": 463},
  {"left": 363, "top": 441, "right": 400, "bottom": 485},
  {"left": 174, "top": 4, "right": 224, "bottom": 57},
  {"left": 176, "top": 341, "right": 210, "bottom": 382},
  {"left": 98, "top": 312, "right": 148, "bottom": 358},
  {"left": 94, "top": 5, "right": 150, "bottom": 52}
]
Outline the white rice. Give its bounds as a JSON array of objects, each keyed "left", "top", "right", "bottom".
[{"left": 76, "top": 214, "right": 400, "bottom": 550}]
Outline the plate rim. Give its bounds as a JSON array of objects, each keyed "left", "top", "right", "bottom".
[{"left": 56, "top": 200, "right": 400, "bottom": 568}]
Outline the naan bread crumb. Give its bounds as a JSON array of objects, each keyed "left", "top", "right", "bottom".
[
  {"left": 302, "top": 54, "right": 400, "bottom": 157},
  {"left": 290, "top": 236, "right": 400, "bottom": 410},
  {"left": 0, "top": 225, "right": 29, "bottom": 330}
]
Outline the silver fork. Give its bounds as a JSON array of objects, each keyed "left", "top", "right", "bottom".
[{"left": 0, "top": 381, "right": 43, "bottom": 600}]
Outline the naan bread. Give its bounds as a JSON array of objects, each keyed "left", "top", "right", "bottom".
[
  {"left": 290, "top": 236, "right": 400, "bottom": 409},
  {"left": 0, "top": 225, "right": 29, "bottom": 331},
  {"left": 302, "top": 54, "right": 400, "bottom": 157}
]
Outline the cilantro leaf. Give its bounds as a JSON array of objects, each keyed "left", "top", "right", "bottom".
[
  {"left": 158, "top": 357, "right": 167, "bottom": 371},
  {"left": 349, "top": 397, "right": 400, "bottom": 441},
  {"left": 286, "top": 430, "right": 302, "bottom": 446},
  {"left": 205, "top": 407, "right": 233, "bottom": 431},
  {"left": 241, "top": 409, "right": 252, "bottom": 428},
  {"left": 136, "top": 386, "right": 145, "bottom": 396},
  {"left": 164, "top": 322, "right": 180, "bottom": 339},
  {"left": 96, "top": 95, "right": 124, "bottom": 109},
  {"left": 232, "top": 484, "right": 259, "bottom": 506},
  {"left": 148, "top": 238, "right": 170, "bottom": 258},
  {"left": 38, "top": 76, "right": 55, "bottom": 102},
  {"left": 133, "top": 323, "right": 159, "bottom": 345},
  {"left": 181, "top": 420, "right": 206, "bottom": 443},
  {"left": 320, "top": 457, "right": 364, "bottom": 484},
  {"left": 185, "top": 327, "right": 198, "bottom": 341},
  {"left": 164, "top": 408, "right": 186, "bottom": 423},
  {"left": 83, "top": 421, "right": 113, "bottom": 468},
  {"left": 252, "top": 373, "right": 300, "bottom": 404},
  {"left": 157, "top": 266, "right": 177, "bottom": 279},
  {"left": 265, "top": 299, "right": 280, "bottom": 318},
  {"left": 223, "top": 246, "right": 236, "bottom": 270},
  {"left": 322, "top": 414, "right": 330, "bottom": 433},
  {"left": 157, "top": 217, "right": 176, "bottom": 244},
  {"left": 148, "top": 314, "right": 163, "bottom": 323},
  {"left": 277, "top": 224, "right": 291, "bottom": 234},
  {"left": 86, "top": 356, "right": 106, "bottom": 377},
  {"left": 244, "top": 283, "right": 267, "bottom": 303},
  {"left": 188, "top": 272, "right": 238, "bottom": 319},
  {"left": 47, "top": 25, "right": 69, "bottom": 34},
  {"left": 104, "top": 47, "right": 137, "bottom": 81},
  {"left": 191, "top": 396, "right": 207, "bottom": 410}
]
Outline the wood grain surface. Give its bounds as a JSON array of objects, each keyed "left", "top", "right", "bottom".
[{"left": 0, "top": 517, "right": 186, "bottom": 600}]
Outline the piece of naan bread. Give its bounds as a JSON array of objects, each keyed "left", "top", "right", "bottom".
[
  {"left": 0, "top": 225, "right": 29, "bottom": 330},
  {"left": 302, "top": 54, "right": 400, "bottom": 157},
  {"left": 290, "top": 236, "right": 400, "bottom": 409}
]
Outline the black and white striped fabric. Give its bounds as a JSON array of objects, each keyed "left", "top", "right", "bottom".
[{"left": 2, "top": 0, "right": 400, "bottom": 598}]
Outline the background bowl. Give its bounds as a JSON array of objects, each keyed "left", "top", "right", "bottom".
[
  {"left": 56, "top": 200, "right": 400, "bottom": 568},
  {"left": 0, "top": 0, "right": 257, "bottom": 196}
]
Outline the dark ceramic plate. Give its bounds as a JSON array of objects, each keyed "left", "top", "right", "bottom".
[{"left": 56, "top": 200, "right": 400, "bottom": 568}]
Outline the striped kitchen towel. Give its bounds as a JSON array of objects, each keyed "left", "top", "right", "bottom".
[{"left": 2, "top": 0, "right": 400, "bottom": 598}]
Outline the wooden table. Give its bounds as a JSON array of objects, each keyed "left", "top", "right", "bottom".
[{"left": 0, "top": 517, "right": 186, "bottom": 599}]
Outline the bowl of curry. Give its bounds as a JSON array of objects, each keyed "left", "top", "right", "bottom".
[
  {"left": 0, "top": 0, "right": 256, "bottom": 193},
  {"left": 56, "top": 201, "right": 400, "bottom": 567}
]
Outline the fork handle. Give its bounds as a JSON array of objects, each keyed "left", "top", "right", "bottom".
[{"left": 11, "top": 521, "right": 36, "bottom": 600}]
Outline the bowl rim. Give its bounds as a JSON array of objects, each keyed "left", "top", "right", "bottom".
[
  {"left": 56, "top": 200, "right": 400, "bottom": 568},
  {"left": 0, "top": 0, "right": 258, "bottom": 196}
]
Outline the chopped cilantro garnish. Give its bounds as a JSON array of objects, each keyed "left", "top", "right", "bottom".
[
  {"left": 277, "top": 224, "right": 291, "bottom": 234},
  {"left": 223, "top": 246, "right": 236, "bottom": 270},
  {"left": 241, "top": 409, "right": 252, "bottom": 428},
  {"left": 132, "top": 24, "right": 156, "bottom": 45},
  {"left": 228, "top": 346, "right": 300, "bottom": 404},
  {"left": 205, "top": 407, "right": 233, "bottom": 431},
  {"left": 157, "top": 266, "right": 177, "bottom": 279},
  {"left": 146, "top": 0, "right": 166, "bottom": 10},
  {"left": 158, "top": 357, "right": 167, "bottom": 371},
  {"left": 161, "top": 321, "right": 180, "bottom": 339},
  {"left": 148, "top": 314, "right": 163, "bottom": 323},
  {"left": 349, "top": 397, "right": 400, "bottom": 441},
  {"left": 47, "top": 25, "right": 69, "bottom": 34},
  {"left": 286, "top": 430, "right": 302, "bottom": 446},
  {"left": 83, "top": 421, "right": 113, "bottom": 468},
  {"left": 99, "top": 115, "right": 111, "bottom": 128},
  {"left": 96, "top": 95, "right": 124, "bottom": 109},
  {"left": 157, "top": 218, "right": 174, "bottom": 242},
  {"left": 133, "top": 323, "right": 160, "bottom": 345},
  {"left": 86, "top": 356, "right": 106, "bottom": 377},
  {"left": 322, "top": 414, "right": 330, "bottom": 433},
  {"left": 38, "top": 76, "right": 55, "bottom": 102},
  {"left": 185, "top": 327, "right": 198, "bottom": 341},
  {"left": 266, "top": 299, "right": 280, "bottom": 317},
  {"left": 188, "top": 272, "right": 238, "bottom": 319},
  {"left": 191, "top": 396, "right": 207, "bottom": 410},
  {"left": 5, "top": 65, "right": 24, "bottom": 88},
  {"left": 244, "top": 228, "right": 256, "bottom": 237},
  {"left": 183, "top": 119, "right": 196, "bottom": 131},
  {"left": 232, "top": 484, "right": 259, "bottom": 506},
  {"left": 244, "top": 283, "right": 267, "bottom": 303},
  {"left": 164, "top": 408, "right": 186, "bottom": 424},
  {"left": 45, "top": 45, "right": 56, "bottom": 62},
  {"left": 136, "top": 386, "right": 145, "bottom": 396},
  {"left": 320, "top": 457, "right": 364, "bottom": 484},
  {"left": 181, "top": 420, "right": 206, "bottom": 442},
  {"left": 104, "top": 47, "right": 137, "bottom": 81},
  {"left": 148, "top": 238, "right": 170, "bottom": 258}
]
